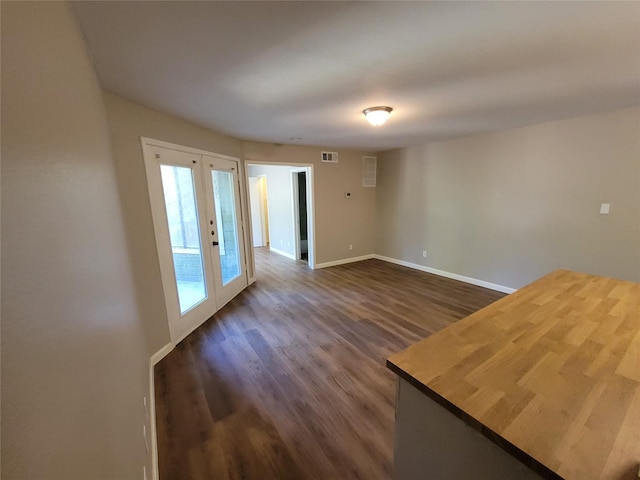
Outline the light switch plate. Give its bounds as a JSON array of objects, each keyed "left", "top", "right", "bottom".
[{"left": 600, "top": 203, "right": 610, "bottom": 215}]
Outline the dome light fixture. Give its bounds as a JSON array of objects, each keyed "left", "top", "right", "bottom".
[{"left": 363, "top": 106, "right": 393, "bottom": 126}]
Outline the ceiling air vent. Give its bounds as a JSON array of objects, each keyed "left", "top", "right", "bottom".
[
  {"left": 321, "top": 151, "right": 339, "bottom": 163},
  {"left": 362, "top": 156, "right": 377, "bottom": 187}
]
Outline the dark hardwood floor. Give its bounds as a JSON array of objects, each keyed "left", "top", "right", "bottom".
[{"left": 154, "top": 248, "right": 504, "bottom": 480}]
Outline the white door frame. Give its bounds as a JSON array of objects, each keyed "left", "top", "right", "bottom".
[
  {"left": 142, "top": 137, "right": 250, "bottom": 344},
  {"left": 245, "top": 161, "right": 316, "bottom": 269}
]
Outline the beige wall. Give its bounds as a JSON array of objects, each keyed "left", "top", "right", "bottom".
[
  {"left": 376, "top": 107, "right": 640, "bottom": 289},
  {"left": 103, "top": 92, "right": 244, "bottom": 352},
  {"left": 243, "top": 142, "right": 377, "bottom": 265},
  {"left": 2, "top": 3, "right": 150, "bottom": 478}
]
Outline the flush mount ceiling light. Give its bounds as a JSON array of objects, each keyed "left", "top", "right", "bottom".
[{"left": 363, "top": 106, "right": 393, "bottom": 126}]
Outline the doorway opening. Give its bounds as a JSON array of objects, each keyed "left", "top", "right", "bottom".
[
  {"left": 246, "top": 163, "right": 315, "bottom": 269},
  {"left": 292, "top": 170, "right": 308, "bottom": 262}
]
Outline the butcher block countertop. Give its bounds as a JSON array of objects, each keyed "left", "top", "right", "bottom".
[{"left": 387, "top": 270, "right": 640, "bottom": 480}]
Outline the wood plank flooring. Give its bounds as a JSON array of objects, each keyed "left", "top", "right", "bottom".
[{"left": 154, "top": 248, "right": 504, "bottom": 480}]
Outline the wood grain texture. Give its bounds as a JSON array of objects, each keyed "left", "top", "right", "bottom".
[
  {"left": 154, "top": 248, "right": 504, "bottom": 480},
  {"left": 388, "top": 269, "right": 640, "bottom": 480}
]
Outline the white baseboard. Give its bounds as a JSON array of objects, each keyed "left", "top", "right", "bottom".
[
  {"left": 269, "top": 247, "right": 296, "bottom": 260},
  {"left": 373, "top": 255, "right": 516, "bottom": 294},
  {"left": 150, "top": 342, "right": 174, "bottom": 365},
  {"left": 149, "top": 343, "right": 173, "bottom": 480},
  {"left": 314, "top": 254, "right": 375, "bottom": 269},
  {"left": 148, "top": 361, "right": 159, "bottom": 480}
]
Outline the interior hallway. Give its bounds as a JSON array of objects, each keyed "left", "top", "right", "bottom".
[{"left": 154, "top": 248, "right": 504, "bottom": 479}]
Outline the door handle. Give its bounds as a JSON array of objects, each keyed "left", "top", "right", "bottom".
[{"left": 212, "top": 241, "right": 219, "bottom": 246}]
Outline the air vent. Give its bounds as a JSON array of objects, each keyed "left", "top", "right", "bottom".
[
  {"left": 362, "top": 156, "right": 377, "bottom": 187},
  {"left": 321, "top": 151, "right": 339, "bottom": 163}
]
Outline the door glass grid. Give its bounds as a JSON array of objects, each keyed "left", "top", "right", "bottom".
[
  {"left": 160, "top": 165, "right": 207, "bottom": 313},
  {"left": 212, "top": 170, "right": 241, "bottom": 285}
]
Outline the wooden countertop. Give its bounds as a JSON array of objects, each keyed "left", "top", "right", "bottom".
[{"left": 387, "top": 270, "right": 640, "bottom": 480}]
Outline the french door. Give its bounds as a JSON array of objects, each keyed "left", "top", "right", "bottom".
[
  {"left": 202, "top": 155, "right": 247, "bottom": 307},
  {"left": 143, "top": 139, "right": 247, "bottom": 343}
]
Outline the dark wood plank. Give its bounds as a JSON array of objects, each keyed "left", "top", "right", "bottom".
[{"left": 155, "top": 248, "right": 504, "bottom": 479}]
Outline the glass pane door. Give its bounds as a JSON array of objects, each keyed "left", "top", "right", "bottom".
[
  {"left": 160, "top": 165, "right": 207, "bottom": 313},
  {"left": 203, "top": 155, "right": 248, "bottom": 308},
  {"left": 143, "top": 143, "right": 217, "bottom": 344},
  {"left": 143, "top": 140, "right": 248, "bottom": 344},
  {"left": 212, "top": 170, "right": 241, "bottom": 286}
]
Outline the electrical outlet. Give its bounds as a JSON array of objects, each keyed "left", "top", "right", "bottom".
[
  {"left": 422, "top": 251, "right": 427, "bottom": 258},
  {"left": 349, "top": 244, "right": 353, "bottom": 250}
]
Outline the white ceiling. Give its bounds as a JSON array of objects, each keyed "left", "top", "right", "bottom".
[{"left": 73, "top": 1, "right": 640, "bottom": 151}]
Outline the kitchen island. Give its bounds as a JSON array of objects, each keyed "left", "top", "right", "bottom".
[{"left": 387, "top": 270, "right": 640, "bottom": 480}]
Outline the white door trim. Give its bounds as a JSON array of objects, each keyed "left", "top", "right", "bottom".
[{"left": 141, "top": 136, "right": 240, "bottom": 162}]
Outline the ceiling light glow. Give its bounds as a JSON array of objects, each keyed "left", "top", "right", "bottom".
[{"left": 363, "top": 106, "right": 393, "bottom": 126}]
